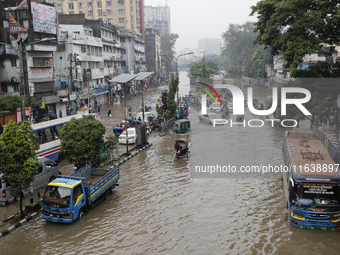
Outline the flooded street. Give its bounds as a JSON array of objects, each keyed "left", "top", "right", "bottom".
[{"left": 1, "top": 72, "right": 339, "bottom": 254}]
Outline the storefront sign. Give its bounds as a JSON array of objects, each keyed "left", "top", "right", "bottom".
[{"left": 57, "top": 89, "right": 68, "bottom": 97}]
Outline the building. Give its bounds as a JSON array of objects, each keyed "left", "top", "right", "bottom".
[
  {"left": 145, "top": 28, "right": 161, "bottom": 73},
  {"left": 144, "top": 5, "right": 170, "bottom": 36},
  {"left": 198, "top": 38, "right": 221, "bottom": 56},
  {"left": 0, "top": 0, "right": 58, "bottom": 124},
  {"left": 47, "top": 0, "right": 145, "bottom": 38}
]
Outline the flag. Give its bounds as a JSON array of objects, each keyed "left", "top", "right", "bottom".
[
  {"left": 9, "top": 34, "right": 19, "bottom": 51},
  {"left": 8, "top": 12, "right": 27, "bottom": 34},
  {"left": 4, "top": 0, "right": 28, "bottom": 11}
]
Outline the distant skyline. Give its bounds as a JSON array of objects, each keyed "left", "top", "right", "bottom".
[{"left": 144, "top": 0, "right": 259, "bottom": 55}]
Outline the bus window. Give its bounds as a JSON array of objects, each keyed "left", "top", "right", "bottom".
[
  {"left": 55, "top": 125, "right": 62, "bottom": 137},
  {"left": 44, "top": 128, "right": 53, "bottom": 142},
  {"left": 37, "top": 130, "right": 46, "bottom": 144},
  {"left": 51, "top": 127, "right": 59, "bottom": 139}
]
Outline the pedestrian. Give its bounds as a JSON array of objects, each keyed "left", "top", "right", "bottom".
[
  {"left": 329, "top": 114, "right": 335, "bottom": 129},
  {"left": 99, "top": 99, "right": 102, "bottom": 107},
  {"left": 89, "top": 105, "right": 92, "bottom": 113},
  {"left": 108, "top": 109, "right": 112, "bottom": 118},
  {"left": 98, "top": 106, "right": 101, "bottom": 114},
  {"left": 322, "top": 115, "right": 327, "bottom": 126},
  {"left": 59, "top": 109, "right": 62, "bottom": 118}
]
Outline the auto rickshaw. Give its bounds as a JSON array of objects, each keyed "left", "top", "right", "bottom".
[
  {"left": 173, "top": 119, "right": 191, "bottom": 134},
  {"left": 174, "top": 138, "right": 190, "bottom": 162}
]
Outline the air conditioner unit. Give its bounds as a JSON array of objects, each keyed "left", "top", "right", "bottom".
[{"left": 45, "top": 60, "right": 50, "bottom": 66}]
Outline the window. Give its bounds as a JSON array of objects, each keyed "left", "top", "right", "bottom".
[
  {"left": 136, "top": 1, "right": 139, "bottom": 6},
  {"left": 108, "top": 18, "right": 113, "bottom": 23},
  {"left": 107, "top": 1, "right": 112, "bottom": 6},
  {"left": 1, "top": 84, "right": 7, "bottom": 93},
  {"left": 57, "top": 4, "right": 62, "bottom": 9},
  {"left": 72, "top": 185, "right": 83, "bottom": 206},
  {"left": 88, "top": 10, "right": 92, "bottom": 16},
  {"left": 69, "top": 11, "right": 74, "bottom": 14},
  {"left": 97, "top": 9, "right": 102, "bottom": 16},
  {"left": 87, "top": 2, "right": 92, "bottom": 7},
  {"left": 79, "top": 11, "right": 83, "bottom": 14},
  {"left": 107, "top": 9, "right": 113, "bottom": 15},
  {"left": 118, "top": 9, "right": 124, "bottom": 14},
  {"left": 19, "top": 10, "right": 27, "bottom": 18},
  {"left": 78, "top": 3, "right": 82, "bottom": 8},
  {"left": 118, "top": 0, "right": 124, "bottom": 5},
  {"left": 0, "top": 60, "right": 5, "bottom": 68},
  {"left": 136, "top": 10, "right": 139, "bottom": 16},
  {"left": 136, "top": 18, "right": 140, "bottom": 24},
  {"left": 68, "top": 3, "right": 74, "bottom": 9},
  {"left": 97, "top": 1, "right": 102, "bottom": 8},
  {"left": 119, "top": 18, "right": 125, "bottom": 23},
  {"left": 11, "top": 59, "right": 16, "bottom": 67},
  {"left": 14, "top": 84, "right": 19, "bottom": 92}
]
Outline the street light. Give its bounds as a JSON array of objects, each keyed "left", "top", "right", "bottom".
[
  {"left": 0, "top": 37, "right": 56, "bottom": 121},
  {"left": 175, "top": 52, "right": 194, "bottom": 106}
]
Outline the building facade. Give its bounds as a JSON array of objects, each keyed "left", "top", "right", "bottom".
[
  {"left": 144, "top": 5, "right": 170, "bottom": 36},
  {"left": 145, "top": 28, "right": 161, "bottom": 73},
  {"left": 47, "top": 0, "right": 145, "bottom": 38}
]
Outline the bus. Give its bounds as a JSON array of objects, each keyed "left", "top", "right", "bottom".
[
  {"left": 282, "top": 130, "right": 340, "bottom": 230},
  {"left": 32, "top": 113, "right": 100, "bottom": 162}
]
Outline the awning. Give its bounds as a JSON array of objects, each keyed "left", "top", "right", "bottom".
[
  {"left": 109, "top": 73, "right": 139, "bottom": 84},
  {"left": 42, "top": 95, "right": 60, "bottom": 104},
  {"left": 135, "top": 72, "right": 154, "bottom": 81}
]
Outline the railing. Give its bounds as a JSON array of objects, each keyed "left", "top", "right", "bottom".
[
  {"left": 159, "top": 118, "right": 175, "bottom": 136},
  {"left": 313, "top": 125, "right": 339, "bottom": 160}
]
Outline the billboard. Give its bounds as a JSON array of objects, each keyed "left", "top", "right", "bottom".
[{"left": 31, "top": 2, "right": 56, "bottom": 34}]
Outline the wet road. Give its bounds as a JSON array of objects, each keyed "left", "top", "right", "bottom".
[{"left": 1, "top": 72, "right": 339, "bottom": 254}]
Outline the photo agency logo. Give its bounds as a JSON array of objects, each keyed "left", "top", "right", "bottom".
[{"left": 199, "top": 82, "right": 312, "bottom": 127}]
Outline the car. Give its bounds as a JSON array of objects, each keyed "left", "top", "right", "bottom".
[
  {"left": 0, "top": 157, "right": 60, "bottom": 206},
  {"left": 118, "top": 128, "right": 137, "bottom": 144},
  {"left": 198, "top": 113, "right": 227, "bottom": 125},
  {"left": 209, "top": 102, "right": 223, "bottom": 112}
]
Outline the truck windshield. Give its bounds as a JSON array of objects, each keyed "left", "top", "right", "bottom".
[
  {"left": 292, "top": 182, "right": 340, "bottom": 207},
  {"left": 43, "top": 186, "right": 71, "bottom": 207}
]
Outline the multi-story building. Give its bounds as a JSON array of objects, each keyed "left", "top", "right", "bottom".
[
  {"left": 144, "top": 5, "right": 170, "bottom": 36},
  {"left": 198, "top": 38, "right": 221, "bottom": 56},
  {"left": 145, "top": 28, "right": 161, "bottom": 73},
  {"left": 0, "top": 0, "right": 58, "bottom": 124},
  {"left": 47, "top": 0, "right": 145, "bottom": 38}
]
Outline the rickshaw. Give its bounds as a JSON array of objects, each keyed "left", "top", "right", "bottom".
[
  {"left": 174, "top": 138, "right": 190, "bottom": 162},
  {"left": 113, "top": 126, "right": 123, "bottom": 137},
  {"left": 173, "top": 119, "right": 191, "bottom": 134},
  {"left": 151, "top": 118, "right": 162, "bottom": 131},
  {"left": 133, "top": 119, "right": 142, "bottom": 126}
]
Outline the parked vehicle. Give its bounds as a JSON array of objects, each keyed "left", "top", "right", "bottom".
[
  {"left": 41, "top": 164, "right": 119, "bottom": 223},
  {"left": 32, "top": 113, "right": 100, "bottom": 162},
  {"left": 173, "top": 119, "right": 191, "bottom": 134},
  {"left": 0, "top": 157, "right": 60, "bottom": 206},
  {"left": 118, "top": 128, "right": 137, "bottom": 144},
  {"left": 198, "top": 113, "right": 227, "bottom": 125}
]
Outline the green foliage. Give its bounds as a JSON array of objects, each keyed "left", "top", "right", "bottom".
[
  {"left": 106, "top": 134, "right": 118, "bottom": 158},
  {"left": 60, "top": 115, "right": 106, "bottom": 166},
  {"left": 0, "top": 120, "right": 39, "bottom": 215},
  {"left": 0, "top": 95, "right": 33, "bottom": 110},
  {"left": 222, "top": 22, "right": 266, "bottom": 78},
  {"left": 161, "top": 33, "right": 179, "bottom": 57},
  {"left": 190, "top": 62, "right": 219, "bottom": 77},
  {"left": 250, "top": 0, "right": 340, "bottom": 70}
]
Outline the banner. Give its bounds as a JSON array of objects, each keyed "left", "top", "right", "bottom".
[
  {"left": 8, "top": 12, "right": 27, "bottom": 34},
  {"left": 4, "top": 0, "right": 28, "bottom": 11}
]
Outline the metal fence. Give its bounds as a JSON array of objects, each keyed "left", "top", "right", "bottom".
[{"left": 313, "top": 126, "right": 339, "bottom": 162}]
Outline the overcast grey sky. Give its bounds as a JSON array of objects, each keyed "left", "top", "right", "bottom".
[{"left": 144, "top": 0, "right": 259, "bottom": 53}]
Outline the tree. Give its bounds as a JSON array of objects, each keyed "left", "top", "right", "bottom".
[
  {"left": 190, "top": 62, "right": 219, "bottom": 77},
  {"left": 0, "top": 120, "right": 39, "bottom": 216},
  {"left": 161, "top": 33, "right": 179, "bottom": 57},
  {"left": 0, "top": 95, "right": 31, "bottom": 111},
  {"left": 106, "top": 134, "right": 118, "bottom": 159},
  {"left": 163, "top": 74, "right": 178, "bottom": 119},
  {"left": 60, "top": 115, "right": 106, "bottom": 166},
  {"left": 250, "top": 0, "right": 340, "bottom": 70},
  {"left": 221, "top": 22, "right": 265, "bottom": 78}
]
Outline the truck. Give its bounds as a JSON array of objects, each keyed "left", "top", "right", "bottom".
[{"left": 41, "top": 164, "right": 119, "bottom": 223}]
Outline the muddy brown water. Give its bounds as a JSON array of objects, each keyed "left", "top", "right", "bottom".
[{"left": 0, "top": 72, "right": 339, "bottom": 254}]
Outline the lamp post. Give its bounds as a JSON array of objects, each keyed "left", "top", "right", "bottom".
[
  {"left": 175, "top": 52, "right": 194, "bottom": 106},
  {"left": 0, "top": 37, "right": 55, "bottom": 121}
]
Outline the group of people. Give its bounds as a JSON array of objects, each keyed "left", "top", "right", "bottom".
[{"left": 312, "top": 113, "right": 338, "bottom": 129}]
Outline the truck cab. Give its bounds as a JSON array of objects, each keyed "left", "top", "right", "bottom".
[{"left": 42, "top": 178, "right": 86, "bottom": 223}]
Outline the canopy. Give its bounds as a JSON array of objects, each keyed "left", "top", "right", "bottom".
[
  {"left": 113, "top": 127, "right": 122, "bottom": 131},
  {"left": 133, "top": 120, "right": 141, "bottom": 125},
  {"left": 135, "top": 72, "right": 154, "bottom": 81},
  {"left": 109, "top": 74, "right": 139, "bottom": 84},
  {"left": 147, "top": 105, "right": 151, "bottom": 108}
]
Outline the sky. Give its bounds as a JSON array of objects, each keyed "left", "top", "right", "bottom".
[{"left": 144, "top": 0, "right": 259, "bottom": 53}]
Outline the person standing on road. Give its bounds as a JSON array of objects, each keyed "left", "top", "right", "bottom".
[
  {"left": 329, "top": 114, "right": 335, "bottom": 129},
  {"left": 108, "top": 109, "right": 112, "bottom": 118},
  {"left": 99, "top": 99, "right": 102, "bottom": 107}
]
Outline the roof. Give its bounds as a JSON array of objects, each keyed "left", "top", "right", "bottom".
[
  {"left": 49, "top": 178, "right": 81, "bottom": 189},
  {"left": 175, "top": 119, "right": 190, "bottom": 123},
  {"left": 135, "top": 72, "right": 154, "bottom": 81},
  {"left": 109, "top": 74, "right": 139, "bottom": 83}
]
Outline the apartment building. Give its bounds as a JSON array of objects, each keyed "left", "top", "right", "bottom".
[
  {"left": 144, "top": 5, "right": 170, "bottom": 36},
  {"left": 48, "top": 0, "right": 145, "bottom": 38}
]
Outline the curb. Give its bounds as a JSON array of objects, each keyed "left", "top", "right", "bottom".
[
  {"left": 0, "top": 211, "right": 40, "bottom": 238},
  {"left": 109, "top": 143, "right": 152, "bottom": 169}
]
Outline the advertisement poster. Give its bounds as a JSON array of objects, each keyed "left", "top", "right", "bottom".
[{"left": 30, "top": 2, "right": 56, "bottom": 34}]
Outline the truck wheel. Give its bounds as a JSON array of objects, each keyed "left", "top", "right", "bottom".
[{"left": 78, "top": 208, "right": 85, "bottom": 219}]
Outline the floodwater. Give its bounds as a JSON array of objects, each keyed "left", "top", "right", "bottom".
[{"left": 0, "top": 72, "right": 339, "bottom": 254}]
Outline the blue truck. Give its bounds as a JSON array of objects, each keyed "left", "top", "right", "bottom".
[{"left": 41, "top": 164, "right": 119, "bottom": 223}]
